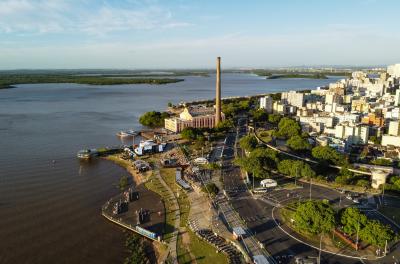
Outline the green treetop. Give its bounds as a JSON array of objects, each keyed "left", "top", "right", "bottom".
[
  {"left": 293, "top": 200, "right": 336, "bottom": 234},
  {"left": 287, "top": 135, "right": 311, "bottom": 151}
]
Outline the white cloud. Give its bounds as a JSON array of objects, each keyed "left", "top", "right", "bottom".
[{"left": 0, "top": 0, "right": 191, "bottom": 35}]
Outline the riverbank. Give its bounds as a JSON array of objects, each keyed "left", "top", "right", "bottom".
[{"left": 104, "top": 154, "right": 152, "bottom": 185}]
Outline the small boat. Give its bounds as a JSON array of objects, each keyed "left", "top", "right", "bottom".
[
  {"left": 117, "top": 130, "right": 138, "bottom": 137},
  {"left": 77, "top": 149, "right": 98, "bottom": 159}
]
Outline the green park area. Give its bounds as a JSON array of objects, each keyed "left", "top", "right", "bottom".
[
  {"left": 144, "top": 168, "right": 176, "bottom": 243},
  {"left": 280, "top": 200, "right": 397, "bottom": 254}
]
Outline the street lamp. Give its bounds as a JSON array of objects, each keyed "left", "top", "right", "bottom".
[
  {"left": 318, "top": 234, "right": 323, "bottom": 264},
  {"left": 356, "top": 219, "right": 360, "bottom": 251}
]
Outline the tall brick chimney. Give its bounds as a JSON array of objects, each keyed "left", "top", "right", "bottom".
[{"left": 215, "top": 57, "right": 221, "bottom": 126}]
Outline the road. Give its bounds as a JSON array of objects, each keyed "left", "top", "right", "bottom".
[{"left": 219, "top": 117, "right": 400, "bottom": 264}]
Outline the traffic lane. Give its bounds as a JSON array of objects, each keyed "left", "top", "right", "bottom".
[
  {"left": 223, "top": 167, "right": 247, "bottom": 192},
  {"left": 267, "top": 175, "right": 355, "bottom": 208},
  {"left": 231, "top": 197, "right": 318, "bottom": 263},
  {"left": 382, "top": 196, "right": 400, "bottom": 208},
  {"left": 240, "top": 198, "right": 366, "bottom": 264}
]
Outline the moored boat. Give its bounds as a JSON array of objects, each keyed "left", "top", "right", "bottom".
[
  {"left": 77, "top": 149, "right": 98, "bottom": 159},
  {"left": 117, "top": 129, "right": 138, "bottom": 137}
]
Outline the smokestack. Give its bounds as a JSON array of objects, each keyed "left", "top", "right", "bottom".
[{"left": 215, "top": 57, "right": 221, "bottom": 126}]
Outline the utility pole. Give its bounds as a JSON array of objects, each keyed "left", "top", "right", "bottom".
[
  {"left": 309, "top": 178, "right": 312, "bottom": 201},
  {"left": 385, "top": 239, "right": 388, "bottom": 256},
  {"left": 382, "top": 183, "right": 386, "bottom": 207},
  {"left": 356, "top": 219, "right": 360, "bottom": 251},
  {"left": 318, "top": 234, "right": 323, "bottom": 264}
]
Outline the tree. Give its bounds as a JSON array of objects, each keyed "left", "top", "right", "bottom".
[
  {"left": 239, "top": 135, "right": 258, "bottom": 152},
  {"left": 340, "top": 207, "right": 368, "bottom": 235},
  {"left": 371, "top": 158, "right": 392, "bottom": 166},
  {"left": 311, "top": 146, "right": 347, "bottom": 166},
  {"left": 275, "top": 117, "right": 301, "bottom": 139},
  {"left": 278, "top": 159, "right": 316, "bottom": 179},
  {"left": 181, "top": 127, "right": 201, "bottom": 140},
  {"left": 201, "top": 182, "right": 219, "bottom": 197},
  {"left": 234, "top": 147, "right": 279, "bottom": 178},
  {"left": 287, "top": 135, "right": 311, "bottom": 151},
  {"left": 216, "top": 119, "right": 234, "bottom": 132},
  {"left": 301, "top": 162, "right": 317, "bottom": 179},
  {"left": 293, "top": 200, "right": 336, "bottom": 234},
  {"left": 335, "top": 175, "right": 348, "bottom": 185},
  {"left": 124, "top": 234, "right": 148, "bottom": 264},
  {"left": 359, "top": 220, "right": 395, "bottom": 247},
  {"left": 235, "top": 156, "right": 266, "bottom": 178},
  {"left": 356, "top": 179, "right": 370, "bottom": 188},
  {"left": 335, "top": 167, "right": 354, "bottom": 185},
  {"left": 251, "top": 109, "right": 268, "bottom": 122},
  {"left": 268, "top": 113, "right": 282, "bottom": 124},
  {"left": 251, "top": 147, "right": 279, "bottom": 169},
  {"left": 139, "top": 111, "right": 170, "bottom": 127}
]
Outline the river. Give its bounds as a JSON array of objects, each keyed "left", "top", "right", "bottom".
[{"left": 0, "top": 73, "right": 342, "bottom": 264}]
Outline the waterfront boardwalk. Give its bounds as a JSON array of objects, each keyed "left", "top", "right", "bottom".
[{"left": 102, "top": 184, "right": 165, "bottom": 240}]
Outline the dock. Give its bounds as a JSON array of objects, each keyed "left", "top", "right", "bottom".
[{"left": 101, "top": 184, "right": 165, "bottom": 241}]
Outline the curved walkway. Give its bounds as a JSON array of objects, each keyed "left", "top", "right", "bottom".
[{"left": 154, "top": 164, "right": 181, "bottom": 264}]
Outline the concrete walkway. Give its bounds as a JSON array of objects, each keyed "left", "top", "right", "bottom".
[{"left": 154, "top": 164, "right": 181, "bottom": 264}]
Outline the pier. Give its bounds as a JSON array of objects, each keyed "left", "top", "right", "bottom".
[{"left": 101, "top": 184, "right": 165, "bottom": 242}]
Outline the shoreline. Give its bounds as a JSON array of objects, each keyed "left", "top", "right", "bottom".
[
  {"left": 102, "top": 154, "right": 167, "bottom": 262},
  {"left": 103, "top": 154, "right": 149, "bottom": 185}
]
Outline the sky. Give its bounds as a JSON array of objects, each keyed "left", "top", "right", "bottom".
[{"left": 0, "top": 0, "right": 400, "bottom": 69}]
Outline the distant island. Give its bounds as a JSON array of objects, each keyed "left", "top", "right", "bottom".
[
  {"left": 267, "top": 73, "right": 328, "bottom": 79},
  {"left": 0, "top": 74, "right": 184, "bottom": 89},
  {"left": 251, "top": 69, "right": 351, "bottom": 79}
]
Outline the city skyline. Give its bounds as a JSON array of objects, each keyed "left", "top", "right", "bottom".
[{"left": 1, "top": 0, "right": 400, "bottom": 69}]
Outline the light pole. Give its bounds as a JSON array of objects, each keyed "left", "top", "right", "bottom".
[
  {"left": 356, "top": 219, "right": 360, "bottom": 251},
  {"left": 318, "top": 234, "right": 323, "bottom": 264}
]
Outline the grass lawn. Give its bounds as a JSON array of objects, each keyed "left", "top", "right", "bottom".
[
  {"left": 187, "top": 230, "right": 228, "bottom": 264},
  {"left": 257, "top": 130, "right": 274, "bottom": 143},
  {"left": 379, "top": 206, "right": 400, "bottom": 226},
  {"left": 160, "top": 168, "right": 190, "bottom": 227},
  {"left": 145, "top": 171, "right": 176, "bottom": 242}
]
